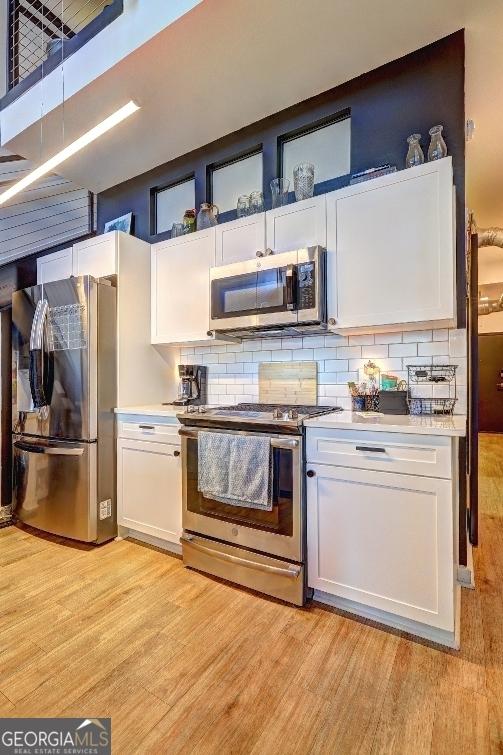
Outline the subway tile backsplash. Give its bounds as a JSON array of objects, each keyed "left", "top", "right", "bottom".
[{"left": 179, "top": 329, "right": 468, "bottom": 414}]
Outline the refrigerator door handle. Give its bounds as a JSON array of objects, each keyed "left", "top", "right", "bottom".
[
  {"left": 28, "top": 299, "right": 54, "bottom": 409},
  {"left": 29, "top": 300, "right": 48, "bottom": 350},
  {"left": 13, "top": 440, "right": 84, "bottom": 456}
]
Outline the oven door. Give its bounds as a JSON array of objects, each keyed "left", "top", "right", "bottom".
[
  {"left": 209, "top": 250, "right": 299, "bottom": 331},
  {"left": 180, "top": 426, "right": 303, "bottom": 562}
]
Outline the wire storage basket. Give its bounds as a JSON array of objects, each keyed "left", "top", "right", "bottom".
[{"left": 407, "top": 364, "right": 458, "bottom": 415}]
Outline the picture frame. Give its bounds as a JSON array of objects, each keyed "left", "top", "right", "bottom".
[{"left": 104, "top": 212, "right": 133, "bottom": 234}]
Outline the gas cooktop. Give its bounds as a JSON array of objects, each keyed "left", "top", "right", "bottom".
[{"left": 176, "top": 402, "right": 341, "bottom": 433}]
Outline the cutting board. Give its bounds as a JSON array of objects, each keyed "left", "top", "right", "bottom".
[{"left": 258, "top": 362, "right": 317, "bottom": 405}]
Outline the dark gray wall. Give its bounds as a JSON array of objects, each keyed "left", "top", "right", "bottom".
[{"left": 98, "top": 30, "right": 465, "bottom": 322}]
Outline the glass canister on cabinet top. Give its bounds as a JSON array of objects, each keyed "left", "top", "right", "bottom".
[
  {"left": 405, "top": 133, "right": 424, "bottom": 168},
  {"left": 196, "top": 202, "right": 219, "bottom": 230},
  {"left": 182, "top": 209, "right": 196, "bottom": 234},
  {"left": 427, "top": 125, "right": 448, "bottom": 161}
]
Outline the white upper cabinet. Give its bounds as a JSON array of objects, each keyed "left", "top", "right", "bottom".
[
  {"left": 73, "top": 232, "right": 118, "bottom": 278},
  {"left": 266, "top": 195, "right": 326, "bottom": 253},
  {"left": 151, "top": 228, "right": 216, "bottom": 345},
  {"left": 215, "top": 213, "right": 266, "bottom": 265},
  {"left": 37, "top": 247, "right": 73, "bottom": 284},
  {"left": 326, "top": 158, "right": 455, "bottom": 332}
]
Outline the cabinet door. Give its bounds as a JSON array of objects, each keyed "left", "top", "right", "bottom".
[
  {"left": 266, "top": 195, "right": 326, "bottom": 253},
  {"left": 307, "top": 463, "right": 454, "bottom": 631},
  {"left": 73, "top": 232, "right": 117, "bottom": 278},
  {"left": 215, "top": 213, "right": 266, "bottom": 265},
  {"left": 117, "top": 438, "right": 182, "bottom": 543},
  {"left": 37, "top": 247, "right": 73, "bottom": 284},
  {"left": 151, "top": 229, "right": 216, "bottom": 344},
  {"left": 327, "top": 159, "right": 455, "bottom": 331}
]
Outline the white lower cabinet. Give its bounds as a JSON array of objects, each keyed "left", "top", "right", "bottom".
[
  {"left": 117, "top": 436, "right": 182, "bottom": 547},
  {"left": 306, "top": 429, "right": 459, "bottom": 645}
]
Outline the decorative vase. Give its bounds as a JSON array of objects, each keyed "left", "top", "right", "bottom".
[
  {"left": 405, "top": 134, "right": 424, "bottom": 168},
  {"left": 427, "top": 125, "right": 447, "bottom": 161},
  {"left": 293, "top": 163, "right": 315, "bottom": 201},
  {"left": 196, "top": 203, "right": 219, "bottom": 230}
]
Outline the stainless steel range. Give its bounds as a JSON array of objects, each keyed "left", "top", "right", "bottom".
[{"left": 177, "top": 403, "right": 339, "bottom": 605}]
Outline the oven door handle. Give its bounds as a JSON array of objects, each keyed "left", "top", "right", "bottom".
[
  {"left": 178, "top": 427, "right": 298, "bottom": 449},
  {"left": 180, "top": 535, "right": 301, "bottom": 578}
]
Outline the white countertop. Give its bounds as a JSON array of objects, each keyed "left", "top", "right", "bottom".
[
  {"left": 115, "top": 405, "right": 466, "bottom": 437},
  {"left": 115, "top": 404, "right": 179, "bottom": 418},
  {"left": 304, "top": 411, "right": 467, "bottom": 437}
]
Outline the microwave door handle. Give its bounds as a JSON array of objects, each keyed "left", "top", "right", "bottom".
[{"left": 285, "top": 264, "right": 295, "bottom": 310}]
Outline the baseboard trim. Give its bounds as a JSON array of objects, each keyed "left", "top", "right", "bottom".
[
  {"left": 313, "top": 589, "right": 459, "bottom": 649},
  {"left": 458, "top": 538, "right": 476, "bottom": 589},
  {"left": 116, "top": 527, "right": 182, "bottom": 555}
]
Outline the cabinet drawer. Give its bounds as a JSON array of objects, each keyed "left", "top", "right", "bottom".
[
  {"left": 117, "top": 420, "right": 180, "bottom": 444},
  {"left": 306, "top": 428, "right": 452, "bottom": 479}
]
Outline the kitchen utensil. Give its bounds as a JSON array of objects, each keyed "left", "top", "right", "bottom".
[
  {"left": 197, "top": 203, "right": 219, "bottom": 230},
  {"left": 236, "top": 195, "right": 250, "bottom": 217},
  {"left": 249, "top": 191, "right": 264, "bottom": 214},
  {"left": 270, "top": 178, "right": 290, "bottom": 208},
  {"left": 293, "top": 163, "right": 315, "bottom": 201},
  {"left": 364, "top": 394, "right": 380, "bottom": 412},
  {"left": 405, "top": 134, "right": 424, "bottom": 168},
  {"left": 428, "top": 125, "right": 447, "bottom": 161}
]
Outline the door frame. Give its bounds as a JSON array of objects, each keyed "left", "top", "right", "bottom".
[{"left": 467, "top": 219, "right": 478, "bottom": 547}]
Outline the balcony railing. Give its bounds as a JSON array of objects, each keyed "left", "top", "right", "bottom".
[{"left": 3, "top": 0, "right": 123, "bottom": 107}]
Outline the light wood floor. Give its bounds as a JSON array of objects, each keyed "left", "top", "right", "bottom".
[{"left": 1, "top": 434, "right": 502, "bottom": 754}]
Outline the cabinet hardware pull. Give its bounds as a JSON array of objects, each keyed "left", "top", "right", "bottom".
[
  {"left": 355, "top": 445, "right": 386, "bottom": 453},
  {"left": 306, "top": 470, "right": 316, "bottom": 477},
  {"left": 139, "top": 425, "right": 155, "bottom": 430},
  {"left": 173, "top": 450, "right": 180, "bottom": 457}
]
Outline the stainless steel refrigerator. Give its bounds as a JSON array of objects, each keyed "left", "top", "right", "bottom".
[{"left": 11, "top": 276, "right": 117, "bottom": 543}]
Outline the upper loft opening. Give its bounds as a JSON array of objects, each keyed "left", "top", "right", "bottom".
[{"left": 2, "top": 0, "right": 124, "bottom": 107}]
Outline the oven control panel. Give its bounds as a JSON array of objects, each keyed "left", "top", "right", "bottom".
[{"left": 297, "top": 261, "right": 316, "bottom": 310}]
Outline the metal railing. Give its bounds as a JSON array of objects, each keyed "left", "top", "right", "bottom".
[{"left": 7, "top": 0, "right": 123, "bottom": 94}]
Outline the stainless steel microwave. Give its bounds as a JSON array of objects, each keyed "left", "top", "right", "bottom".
[{"left": 209, "top": 246, "right": 327, "bottom": 338}]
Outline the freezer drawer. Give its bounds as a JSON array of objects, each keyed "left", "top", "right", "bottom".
[{"left": 12, "top": 435, "right": 101, "bottom": 542}]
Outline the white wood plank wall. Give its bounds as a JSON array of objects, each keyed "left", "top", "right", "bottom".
[{"left": 0, "top": 148, "right": 91, "bottom": 263}]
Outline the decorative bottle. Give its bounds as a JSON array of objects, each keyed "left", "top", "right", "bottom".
[
  {"left": 405, "top": 134, "right": 424, "bottom": 168},
  {"left": 427, "top": 125, "right": 447, "bottom": 161}
]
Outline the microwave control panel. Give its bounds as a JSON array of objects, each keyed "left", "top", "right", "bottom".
[{"left": 297, "top": 262, "right": 316, "bottom": 310}]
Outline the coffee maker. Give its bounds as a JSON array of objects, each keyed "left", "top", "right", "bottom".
[{"left": 173, "top": 364, "right": 207, "bottom": 406}]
